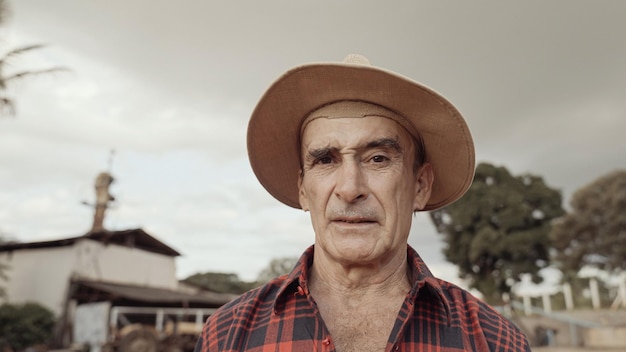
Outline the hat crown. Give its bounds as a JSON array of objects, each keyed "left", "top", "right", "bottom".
[{"left": 343, "top": 54, "right": 371, "bottom": 65}]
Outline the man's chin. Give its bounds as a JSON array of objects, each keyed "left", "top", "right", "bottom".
[{"left": 331, "top": 242, "right": 383, "bottom": 264}]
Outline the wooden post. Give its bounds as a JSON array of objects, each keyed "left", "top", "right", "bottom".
[
  {"left": 563, "top": 282, "right": 574, "bottom": 310},
  {"left": 502, "top": 292, "right": 512, "bottom": 316},
  {"left": 523, "top": 295, "right": 532, "bottom": 315},
  {"left": 589, "top": 278, "right": 601, "bottom": 310},
  {"left": 612, "top": 275, "right": 626, "bottom": 309},
  {"left": 620, "top": 277, "right": 626, "bottom": 309},
  {"left": 542, "top": 292, "right": 552, "bottom": 313}
]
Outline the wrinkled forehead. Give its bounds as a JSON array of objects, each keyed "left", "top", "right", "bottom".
[{"left": 300, "top": 100, "right": 421, "bottom": 140}]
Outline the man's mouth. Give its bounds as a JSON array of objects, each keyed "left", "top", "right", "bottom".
[
  {"left": 329, "top": 208, "right": 379, "bottom": 224},
  {"left": 332, "top": 216, "right": 377, "bottom": 224},
  {"left": 339, "top": 219, "right": 370, "bottom": 223}
]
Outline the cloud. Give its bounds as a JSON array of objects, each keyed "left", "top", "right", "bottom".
[{"left": 2, "top": 0, "right": 626, "bottom": 287}]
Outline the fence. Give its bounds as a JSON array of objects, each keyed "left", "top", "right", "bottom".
[
  {"left": 513, "top": 275, "right": 626, "bottom": 348},
  {"left": 517, "top": 275, "right": 626, "bottom": 314}
]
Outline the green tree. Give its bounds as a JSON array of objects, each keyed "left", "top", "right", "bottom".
[
  {"left": 430, "top": 163, "right": 564, "bottom": 304},
  {"left": 256, "top": 257, "right": 298, "bottom": 283},
  {"left": 182, "top": 272, "right": 257, "bottom": 294},
  {"left": 0, "top": 302, "right": 56, "bottom": 351},
  {"left": 551, "top": 170, "right": 626, "bottom": 279}
]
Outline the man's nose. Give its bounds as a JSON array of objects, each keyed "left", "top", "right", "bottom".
[{"left": 334, "top": 161, "right": 368, "bottom": 203}]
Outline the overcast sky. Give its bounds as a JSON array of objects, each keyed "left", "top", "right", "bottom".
[{"left": 1, "top": 1, "right": 624, "bottom": 286}]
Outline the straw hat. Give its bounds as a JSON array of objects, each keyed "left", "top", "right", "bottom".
[{"left": 247, "top": 54, "right": 475, "bottom": 211}]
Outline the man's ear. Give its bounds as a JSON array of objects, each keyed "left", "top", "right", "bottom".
[
  {"left": 298, "top": 170, "right": 309, "bottom": 211},
  {"left": 413, "top": 163, "right": 434, "bottom": 211}
]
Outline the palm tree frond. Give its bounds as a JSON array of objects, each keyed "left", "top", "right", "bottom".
[
  {"left": 0, "top": 43, "right": 69, "bottom": 117},
  {"left": 1, "top": 44, "right": 46, "bottom": 60},
  {"left": 3, "top": 66, "right": 69, "bottom": 82},
  {"left": 0, "top": 96, "right": 15, "bottom": 116}
]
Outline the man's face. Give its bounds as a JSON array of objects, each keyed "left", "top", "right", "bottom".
[{"left": 298, "top": 111, "right": 433, "bottom": 266}]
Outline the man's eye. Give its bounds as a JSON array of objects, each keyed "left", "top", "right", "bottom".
[
  {"left": 316, "top": 156, "right": 333, "bottom": 165},
  {"left": 372, "top": 155, "right": 388, "bottom": 163}
]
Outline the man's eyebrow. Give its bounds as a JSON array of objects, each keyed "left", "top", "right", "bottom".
[
  {"left": 305, "top": 138, "right": 402, "bottom": 159},
  {"left": 306, "top": 146, "right": 338, "bottom": 160},
  {"left": 366, "top": 137, "right": 402, "bottom": 152}
]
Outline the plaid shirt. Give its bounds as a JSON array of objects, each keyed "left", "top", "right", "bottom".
[{"left": 195, "top": 245, "right": 530, "bottom": 351}]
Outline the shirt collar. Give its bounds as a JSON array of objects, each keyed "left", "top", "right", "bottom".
[
  {"left": 406, "top": 245, "right": 452, "bottom": 326},
  {"left": 274, "top": 244, "right": 452, "bottom": 324},
  {"left": 273, "top": 245, "right": 314, "bottom": 311}
]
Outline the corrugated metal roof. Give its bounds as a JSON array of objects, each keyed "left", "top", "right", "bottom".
[{"left": 72, "top": 279, "right": 237, "bottom": 308}]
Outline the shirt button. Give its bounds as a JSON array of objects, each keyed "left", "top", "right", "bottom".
[
  {"left": 394, "top": 345, "right": 399, "bottom": 351},
  {"left": 296, "top": 286, "right": 305, "bottom": 296},
  {"left": 322, "top": 337, "right": 331, "bottom": 346}
]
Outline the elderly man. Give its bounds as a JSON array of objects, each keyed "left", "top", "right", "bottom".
[{"left": 195, "top": 55, "right": 531, "bottom": 351}]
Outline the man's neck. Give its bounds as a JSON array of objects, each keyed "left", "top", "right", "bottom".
[
  {"left": 308, "top": 249, "right": 411, "bottom": 302},
  {"left": 307, "top": 248, "right": 411, "bottom": 352}
]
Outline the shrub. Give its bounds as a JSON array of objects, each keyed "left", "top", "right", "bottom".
[{"left": 0, "top": 302, "right": 55, "bottom": 352}]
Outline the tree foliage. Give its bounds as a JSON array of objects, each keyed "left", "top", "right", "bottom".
[
  {"left": 183, "top": 257, "right": 299, "bottom": 294},
  {"left": 0, "top": 0, "right": 67, "bottom": 116},
  {"left": 0, "top": 302, "right": 56, "bottom": 351},
  {"left": 256, "top": 257, "right": 298, "bottom": 283},
  {"left": 551, "top": 169, "right": 626, "bottom": 278},
  {"left": 182, "top": 272, "right": 257, "bottom": 294},
  {"left": 0, "top": 45, "right": 69, "bottom": 116},
  {"left": 430, "top": 163, "right": 564, "bottom": 303}
]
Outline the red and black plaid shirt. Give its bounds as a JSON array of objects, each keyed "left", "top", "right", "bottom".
[{"left": 195, "top": 245, "right": 530, "bottom": 351}]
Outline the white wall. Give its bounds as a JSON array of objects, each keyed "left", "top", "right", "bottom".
[
  {"left": 0, "top": 238, "right": 178, "bottom": 315},
  {"left": 73, "top": 239, "right": 177, "bottom": 289},
  {"left": 0, "top": 245, "right": 75, "bottom": 316}
]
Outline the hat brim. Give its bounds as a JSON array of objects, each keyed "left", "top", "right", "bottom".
[{"left": 247, "top": 61, "right": 475, "bottom": 211}]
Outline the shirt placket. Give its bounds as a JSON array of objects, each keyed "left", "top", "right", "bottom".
[
  {"left": 295, "top": 284, "right": 337, "bottom": 352},
  {"left": 385, "top": 293, "right": 415, "bottom": 352}
]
